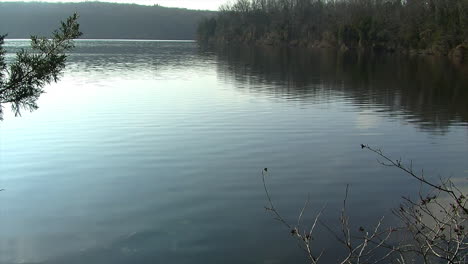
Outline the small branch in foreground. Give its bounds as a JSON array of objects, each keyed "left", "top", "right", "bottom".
[
  {"left": 361, "top": 144, "right": 467, "bottom": 263},
  {"left": 360, "top": 144, "right": 467, "bottom": 215},
  {"left": 262, "top": 145, "right": 466, "bottom": 263},
  {"left": 262, "top": 168, "right": 325, "bottom": 264},
  {"left": 262, "top": 169, "right": 398, "bottom": 264}
]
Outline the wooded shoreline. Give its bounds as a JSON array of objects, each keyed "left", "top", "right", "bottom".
[{"left": 197, "top": 0, "right": 467, "bottom": 63}]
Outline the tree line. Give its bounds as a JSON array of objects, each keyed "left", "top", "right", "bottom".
[
  {"left": 0, "top": 2, "right": 213, "bottom": 40},
  {"left": 197, "top": 0, "right": 468, "bottom": 58}
]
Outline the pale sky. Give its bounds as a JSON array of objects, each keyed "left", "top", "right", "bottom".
[{"left": 0, "top": 0, "right": 230, "bottom": 10}]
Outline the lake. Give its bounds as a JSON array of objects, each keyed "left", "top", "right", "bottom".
[{"left": 1, "top": 40, "right": 467, "bottom": 264}]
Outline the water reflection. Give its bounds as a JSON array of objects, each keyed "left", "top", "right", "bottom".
[
  {"left": 67, "top": 41, "right": 211, "bottom": 82},
  {"left": 210, "top": 46, "right": 468, "bottom": 133},
  {"left": 4, "top": 40, "right": 214, "bottom": 82}
]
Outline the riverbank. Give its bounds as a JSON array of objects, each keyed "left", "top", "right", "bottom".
[
  {"left": 197, "top": 0, "right": 468, "bottom": 63},
  {"left": 200, "top": 37, "right": 468, "bottom": 64}
]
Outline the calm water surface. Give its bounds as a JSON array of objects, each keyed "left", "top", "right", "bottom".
[{"left": 0, "top": 40, "right": 467, "bottom": 264}]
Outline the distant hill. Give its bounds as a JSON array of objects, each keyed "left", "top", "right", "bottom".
[{"left": 0, "top": 2, "right": 215, "bottom": 40}]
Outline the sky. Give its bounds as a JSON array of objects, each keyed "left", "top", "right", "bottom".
[{"left": 0, "top": 0, "right": 230, "bottom": 10}]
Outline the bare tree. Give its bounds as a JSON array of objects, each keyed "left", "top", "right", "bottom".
[
  {"left": 262, "top": 145, "right": 467, "bottom": 263},
  {"left": 362, "top": 144, "right": 467, "bottom": 264}
]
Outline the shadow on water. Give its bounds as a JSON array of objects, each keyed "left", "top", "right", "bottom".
[{"left": 205, "top": 45, "right": 468, "bottom": 133}]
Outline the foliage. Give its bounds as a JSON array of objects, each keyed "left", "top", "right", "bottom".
[
  {"left": 0, "top": 14, "right": 82, "bottom": 120},
  {"left": 197, "top": 0, "right": 468, "bottom": 55},
  {"left": 262, "top": 145, "right": 467, "bottom": 263}
]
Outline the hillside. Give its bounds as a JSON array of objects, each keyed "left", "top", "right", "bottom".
[{"left": 0, "top": 2, "right": 214, "bottom": 40}]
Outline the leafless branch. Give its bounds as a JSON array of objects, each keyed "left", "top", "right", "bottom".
[{"left": 261, "top": 145, "right": 467, "bottom": 264}]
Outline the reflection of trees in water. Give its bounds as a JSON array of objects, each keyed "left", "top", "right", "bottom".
[
  {"left": 6, "top": 41, "right": 208, "bottom": 81},
  {"left": 211, "top": 46, "right": 468, "bottom": 132},
  {"left": 65, "top": 42, "right": 205, "bottom": 80}
]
